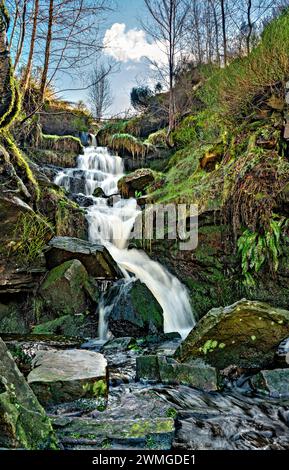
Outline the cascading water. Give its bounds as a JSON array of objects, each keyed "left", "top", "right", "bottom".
[{"left": 55, "top": 146, "right": 195, "bottom": 339}]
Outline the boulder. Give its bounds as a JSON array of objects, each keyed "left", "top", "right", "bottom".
[
  {"left": 104, "top": 279, "right": 163, "bottom": 337},
  {"left": 0, "top": 338, "right": 57, "bottom": 449},
  {"left": 39, "top": 259, "right": 98, "bottom": 317},
  {"left": 53, "top": 416, "right": 174, "bottom": 450},
  {"left": 118, "top": 168, "right": 155, "bottom": 198},
  {"left": 44, "top": 236, "right": 122, "bottom": 280},
  {"left": 136, "top": 355, "right": 219, "bottom": 391},
  {"left": 175, "top": 300, "right": 289, "bottom": 369},
  {"left": 27, "top": 349, "right": 108, "bottom": 405},
  {"left": 250, "top": 369, "right": 289, "bottom": 398}
]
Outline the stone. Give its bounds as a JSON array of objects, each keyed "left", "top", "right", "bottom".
[
  {"left": 136, "top": 355, "right": 219, "bottom": 391},
  {"left": 27, "top": 349, "right": 108, "bottom": 405},
  {"left": 39, "top": 259, "right": 98, "bottom": 317},
  {"left": 136, "top": 355, "right": 160, "bottom": 382},
  {"left": 118, "top": 168, "right": 155, "bottom": 198},
  {"left": 0, "top": 338, "right": 57, "bottom": 449},
  {"left": 32, "top": 314, "right": 98, "bottom": 338},
  {"left": 102, "top": 337, "right": 136, "bottom": 352},
  {"left": 93, "top": 187, "right": 106, "bottom": 198},
  {"left": 175, "top": 300, "right": 289, "bottom": 369},
  {"left": 45, "top": 236, "right": 122, "bottom": 280},
  {"left": 104, "top": 279, "right": 163, "bottom": 337},
  {"left": 250, "top": 369, "right": 289, "bottom": 398},
  {"left": 53, "top": 416, "right": 174, "bottom": 450}
]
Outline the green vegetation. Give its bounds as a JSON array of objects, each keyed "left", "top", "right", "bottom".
[{"left": 12, "top": 212, "right": 52, "bottom": 264}]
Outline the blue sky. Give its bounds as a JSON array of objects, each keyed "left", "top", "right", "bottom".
[{"left": 63, "top": 0, "right": 161, "bottom": 116}]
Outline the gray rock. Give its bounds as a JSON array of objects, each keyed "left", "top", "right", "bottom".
[
  {"left": 27, "top": 349, "right": 108, "bottom": 405},
  {"left": 250, "top": 368, "right": 289, "bottom": 398},
  {"left": 0, "top": 338, "right": 57, "bottom": 449},
  {"left": 45, "top": 236, "right": 122, "bottom": 280},
  {"left": 136, "top": 355, "right": 219, "bottom": 391}
]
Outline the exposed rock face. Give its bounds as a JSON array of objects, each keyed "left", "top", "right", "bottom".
[
  {"left": 0, "top": 338, "right": 57, "bottom": 449},
  {"left": 118, "top": 168, "right": 155, "bottom": 198},
  {"left": 27, "top": 349, "right": 108, "bottom": 405},
  {"left": 32, "top": 314, "right": 98, "bottom": 338},
  {"left": 250, "top": 369, "right": 289, "bottom": 398},
  {"left": 136, "top": 355, "right": 219, "bottom": 391},
  {"left": 30, "top": 149, "right": 79, "bottom": 169},
  {"left": 104, "top": 279, "right": 164, "bottom": 337},
  {"left": 40, "top": 135, "right": 83, "bottom": 161},
  {"left": 45, "top": 236, "right": 122, "bottom": 280},
  {"left": 175, "top": 299, "right": 289, "bottom": 369},
  {"left": 39, "top": 259, "right": 98, "bottom": 317}
]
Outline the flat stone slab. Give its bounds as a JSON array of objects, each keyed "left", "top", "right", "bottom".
[
  {"left": 45, "top": 236, "right": 122, "bottom": 280},
  {"left": 27, "top": 349, "right": 108, "bottom": 405},
  {"left": 53, "top": 416, "right": 175, "bottom": 450}
]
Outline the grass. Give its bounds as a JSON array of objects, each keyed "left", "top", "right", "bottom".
[{"left": 12, "top": 212, "right": 53, "bottom": 264}]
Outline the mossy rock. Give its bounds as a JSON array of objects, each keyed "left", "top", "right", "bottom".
[
  {"left": 175, "top": 299, "right": 289, "bottom": 369},
  {"left": 32, "top": 313, "right": 97, "bottom": 338},
  {"left": 118, "top": 168, "right": 155, "bottom": 198},
  {"left": 39, "top": 259, "right": 98, "bottom": 317},
  {"left": 0, "top": 338, "right": 57, "bottom": 449},
  {"left": 250, "top": 368, "right": 289, "bottom": 398},
  {"left": 104, "top": 279, "right": 163, "bottom": 337}
]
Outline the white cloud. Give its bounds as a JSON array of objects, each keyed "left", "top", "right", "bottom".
[{"left": 103, "top": 23, "right": 166, "bottom": 63}]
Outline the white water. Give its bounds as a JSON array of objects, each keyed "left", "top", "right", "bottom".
[{"left": 55, "top": 146, "right": 195, "bottom": 339}]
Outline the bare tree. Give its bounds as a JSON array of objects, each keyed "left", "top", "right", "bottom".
[
  {"left": 88, "top": 62, "right": 113, "bottom": 120},
  {"left": 13, "top": 0, "right": 28, "bottom": 68},
  {"left": 22, "top": 0, "right": 39, "bottom": 91},
  {"left": 143, "top": 0, "right": 189, "bottom": 145},
  {"left": 220, "top": 0, "right": 227, "bottom": 65},
  {"left": 39, "top": 0, "right": 53, "bottom": 102}
]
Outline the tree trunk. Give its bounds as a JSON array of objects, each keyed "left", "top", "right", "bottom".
[
  {"left": 14, "top": 0, "right": 27, "bottom": 69},
  {"left": 246, "top": 0, "right": 253, "bottom": 55},
  {"left": 22, "top": 0, "right": 39, "bottom": 91},
  {"left": 8, "top": 0, "right": 19, "bottom": 50},
  {"left": 220, "top": 0, "right": 227, "bottom": 66},
  {"left": 39, "top": 0, "right": 54, "bottom": 103}
]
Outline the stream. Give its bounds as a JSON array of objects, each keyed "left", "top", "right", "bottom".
[{"left": 52, "top": 145, "right": 289, "bottom": 450}]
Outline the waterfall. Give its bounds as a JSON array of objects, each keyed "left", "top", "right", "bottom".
[{"left": 55, "top": 146, "right": 195, "bottom": 339}]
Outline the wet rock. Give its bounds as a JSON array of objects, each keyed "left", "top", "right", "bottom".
[
  {"left": 250, "top": 369, "right": 289, "bottom": 398},
  {"left": 27, "top": 349, "right": 108, "bottom": 406},
  {"left": 0, "top": 338, "right": 57, "bottom": 449},
  {"left": 53, "top": 416, "right": 174, "bottom": 450},
  {"left": 31, "top": 148, "right": 78, "bottom": 168},
  {"left": 118, "top": 168, "right": 155, "bottom": 198},
  {"left": 136, "top": 355, "right": 219, "bottom": 391},
  {"left": 92, "top": 187, "right": 106, "bottom": 198},
  {"left": 45, "top": 236, "right": 122, "bottom": 280},
  {"left": 136, "top": 355, "right": 160, "bottom": 382},
  {"left": 102, "top": 337, "right": 136, "bottom": 352},
  {"left": 71, "top": 193, "right": 95, "bottom": 207},
  {"left": 104, "top": 279, "right": 163, "bottom": 337},
  {"left": 39, "top": 259, "right": 98, "bottom": 316},
  {"left": 175, "top": 299, "right": 289, "bottom": 369}
]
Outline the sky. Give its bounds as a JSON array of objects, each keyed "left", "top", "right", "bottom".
[{"left": 63, "top": 0, "right": 166, "bottom": 116}]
